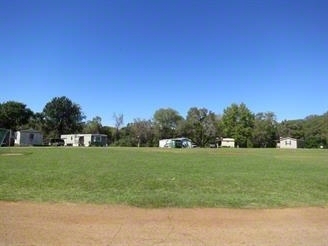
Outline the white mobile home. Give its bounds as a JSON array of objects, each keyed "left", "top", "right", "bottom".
[
  {"left": 159, "top": 139, "right": 170, "bottom": 148},
  {"left": 159, "top": 138, "right": 193, "bottom": 148},
  {"left": 221, "top": 138, "right": 235, "bottom": 148},
  {"left": 277, "top": 137, "right": 298, "bottom": 149},
  {"left": 61, "top": 134, "right": 107, "bottom": 147},
  {"left": 15, "top": 129, "right": 43, "bottom": 146}
]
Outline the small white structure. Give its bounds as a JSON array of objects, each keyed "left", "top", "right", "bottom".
[
  {"left": 61, "top": 134, "right": 107, "bottom": 147},
  {"left": 159, "top": 138, "right": 193, "bottom": 148},
  {"left": 221, "top": 138, "right": 235, "bottom": 148},
  {"left": 159, "top": 139, "right": 170, "bottom": 148},
  {"left": 15, "top": 129, "right": 43, "bottom": 146},
  {"left": 277, "top": 137, "right": 297, "bottom": 149}
]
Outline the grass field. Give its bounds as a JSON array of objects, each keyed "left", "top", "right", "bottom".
[{"left": 0, "top": 147, "right": 327, "bottom": 208}]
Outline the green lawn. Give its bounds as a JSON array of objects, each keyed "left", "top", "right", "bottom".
[{"left": 0, "top": 147, "right": 327, "bottom": 208}]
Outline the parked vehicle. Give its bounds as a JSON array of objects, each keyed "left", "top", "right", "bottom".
[{"left": 48, "top": 138, "right": 64, "bottom": 146}]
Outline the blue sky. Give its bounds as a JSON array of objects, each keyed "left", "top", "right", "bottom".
[{"left": 1, "top": 0, "right": 327, "bottom": 126}]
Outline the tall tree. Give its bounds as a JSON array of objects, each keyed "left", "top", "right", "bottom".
[
  {"left": 278, "top": 119, "right": 304, "bottom": 140},
  {"left": 0, "top": 101, "right": 33, "bottom": 130},
  {"left": 130, "top": 118, "right": 155, "bottom": 147},
  {"left": 252, "top": 112, "right": 278, "bottom": 147},
  {"left": 113, "top": 113, "right": 124, "bottom": 142},
  {"left": 83, "top": 116, "right": 102, "bottom": 134},
  {"left": 153, "top": 108, "right": 183, "bottom": 139},
  {"left": 100, "top": 126, "right": 114, "bottom": 145},
  {"left": 25, "top": 112, "right": 45, "bottom": 132},
  {"left": 184, "top": 107, "right": 217, "bottom": 147},
  {"left": 221, "top": 103, "right": 255, "bottom": 147},
  {"left": 322, "top": 112, "right": 328, "bottom": 148},
  {"left": 42, "top": 96, "right": 85, "bottom": 137},
  {"left": 301, "top": 113, "right": 328, "bottom": 148}
]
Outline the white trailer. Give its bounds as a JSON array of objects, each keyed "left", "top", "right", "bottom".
[
  {"left": 278, "top": 137, "right": 298, "bottom": 149},
  {"left": 221, "top": 138, "right": 235, "bottom": 148},
  {"left": 159, "top": 138, "right": 193, "bottom": 148},
  {"left": 159, "top": 139, "right": 172, "bottom": 148},
  {"left": 15, "top": 129, "right": 43, "bottom": 146},
  {"left": 61, "top": 134, "right": 107, "bottom": 147}
]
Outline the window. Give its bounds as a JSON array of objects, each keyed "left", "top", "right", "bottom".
[{"left": 285, "top": 140, "right": 292, "bottom": 145}]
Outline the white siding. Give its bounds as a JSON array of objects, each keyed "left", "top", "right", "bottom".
[
  {"left": 159, "top": 138, "right": 192, "bottom": 148},
  {"left": 159, "top": 139, "right": 171, "bottom": 147},
  {"left": 221, "top": 138, "right": 235, "bottom": 148},
  {"left": 15, "top": 130, "right": 43, "bottom": 146},
  {"left": 279, "top": 137, "right": 297, "bottom": 149},
  {"left": 84, "top": 135, "right": 92, "bottom": 147},
  {"left": 61, "top": 134, "right": 79, "bottom": 146},
  {"left": 61, "top": 134, "right": 107, "bottom": 147}
]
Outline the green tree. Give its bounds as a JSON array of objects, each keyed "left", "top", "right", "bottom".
[
  {"left": 113, "top": 113, "right": 124, "bottom": 143},
  {"left": 278, "top": 119, "right": 304, "bottom": 140},
  {"left": 24, "top": 112, "right": 45, "bottom": 132},
  {"left": 302, "top": 113, "right": 328, "bottom": 148},
  {"left": 100, "top": 125, "right": 114, "bottom": 145},
  {"left": 322, "top": 112, "right": 328, "bottom": 148},
  {"left": 153, "top": 108, "right": 183, "bottom": 139},
  {"left": 130, "top": 119, "right": 154, "bottom": 147},
  {"left": 0, "top": 101, "right": 33, "bottom": 130},
  {"left": 276, "top": 111, "right": 328, "bottom": 148},
  {"left": 184, "top": 107, "right": 217, "bottom": 147},
  {"left": 42, "top": 96, "right": 85, "bottom": 137},
  {"left": 221, "top": 103, "right": 255, "bottom": 147},
  {"left": 252, "top": 112, "right": 278, "bottom": 147},
  {"left": 83, "top": 116, "right": 102, "bottom": 134}
]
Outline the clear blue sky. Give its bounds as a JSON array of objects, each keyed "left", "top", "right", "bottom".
[{"left": 1, "top": 0, "right": 327, "bottom": 126}]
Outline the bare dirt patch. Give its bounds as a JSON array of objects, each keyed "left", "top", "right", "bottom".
[
  {"left": 0, "top": 153, "right": 24, "bottom": 156},
  {"left": 1, "top": 201, "right": 327, "bottom": 246}
]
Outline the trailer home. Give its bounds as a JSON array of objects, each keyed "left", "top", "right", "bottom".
[
  {"left": 221, "top": 138, "right": 235, "bottom": 148},
  {"left": 61, "top": 134, "right": 107, "bottom": 147},
  {"left": 159, "top": 138, "right": 193, "bottom": 148},
  {"left": 15, "top": 129, "right": 43, "bottom": 146},
  {"left": 277, "top": 137, "right": 298, "bottom": 149}
]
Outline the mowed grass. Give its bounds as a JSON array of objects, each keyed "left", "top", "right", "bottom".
[{"left": 0, "top": 147, "right": 327, "bottom": 208}]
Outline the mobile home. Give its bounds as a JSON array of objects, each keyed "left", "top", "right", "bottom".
[
  {"left": 61, "top": 134, "right": 107, "bottom": 147},
  {"left": 277, "top": 137, "right": 298, "bottom": 149},
  {"left": 15, "top": 129, "right": 43, "bottom": 146},
  {"left": 221, "top": 138, "right": 235, "bottom": 148},
  {"left": 159, "top": 138, "right": 193, "bottom": 148}
]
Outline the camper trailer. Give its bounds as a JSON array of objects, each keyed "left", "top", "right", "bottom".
[
  {"left": 159, "top": 138, "right": 193, "bottom": 148},
  {"left": 221, "top": 138, "right": 235, "bottom": 148},
  {"left": 61, "top": 134, "right": 107, "bottom": 147}
]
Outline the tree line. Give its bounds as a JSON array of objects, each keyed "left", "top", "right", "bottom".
[{"left": 1, "top": 96, "right": 327, "bottom": 148}]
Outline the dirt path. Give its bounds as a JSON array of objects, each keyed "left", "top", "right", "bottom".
[{"left": 1, "top": 201, "right": 327, "bottom": 246}]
